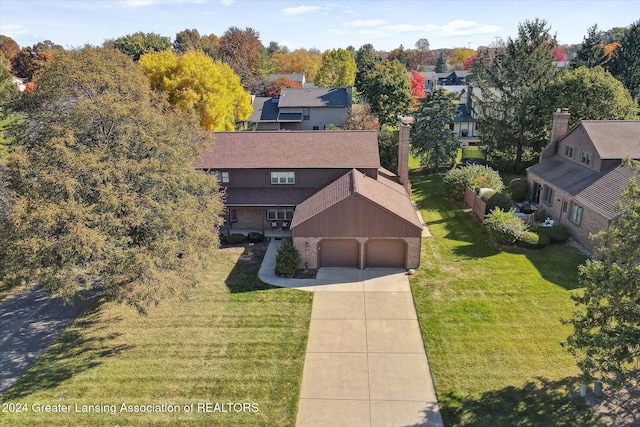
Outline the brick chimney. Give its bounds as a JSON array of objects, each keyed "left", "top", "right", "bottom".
[
  {"left": 398, "top": 119, "right": 411, "bottom": 195},
  {"left": 540, "top": 108, "right": 570, "bottom": 161}
]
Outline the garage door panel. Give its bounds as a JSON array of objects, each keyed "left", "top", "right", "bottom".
[
  {"left": 319, "top": 239, "right": 359, "bottom": 268},
  {"left": 366, "top": 239, "right": 405, "bottom": 268}
]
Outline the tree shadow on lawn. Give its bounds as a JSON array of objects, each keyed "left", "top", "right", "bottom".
[
  {"left": 224, "top": 242, "right": 278, "bottom": 293},
  {"left": 1, "top": 297, "right": 132, "bottom": 400},
  {"left": 440, "top": 376, "right": 600, "bottom": 427}
]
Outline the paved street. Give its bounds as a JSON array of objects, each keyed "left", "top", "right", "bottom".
[{"left": 0, "top": 285, "right": 97, "bottom": 394}]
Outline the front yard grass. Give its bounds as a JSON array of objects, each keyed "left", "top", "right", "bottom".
[
  {"left": 0, "top": 243, "right": 313, "bottom": 426},
  {"left": 410, "top": 171, "right": 599, "bottom": 426}
]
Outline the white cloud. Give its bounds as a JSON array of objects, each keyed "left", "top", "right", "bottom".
[
  {"left": 220, "top": 0, "right": 235, "bottom": 5},
  {"left": 282, "top": 5, "right": 321, "bottom": 16},
  {"left": 429, "top": 20, "right": 502, "bottom": 37},
  {"left": 344, "top": 19, "right": 385, "bottom": 28},
  {"left": 0, "top": 24, "right": 29, "bottom": 38}
]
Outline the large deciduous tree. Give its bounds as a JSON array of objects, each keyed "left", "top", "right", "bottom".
[
  {"left": 315, "top": 48, "right": 356, "bottom": 88},
  {"left": 411, "top": 88, "right": 459, "bottom": 170},
  {"left": 410, "top": 70, "right": 426, "bottom": 107},
  {"left": 0, "top": 59, "right": 21, "bottom": 159},
  {"left": 0, "top": 35, "right": 20, "bottom": 63},
  {"left": 609, "top": 19, "right": 640, "bottom": 104},
  {"left": 0, "top": 47, "right": 223, "bottom": 312},
  {"left": 547, "top": 66, "right": 638, "bottom": 127},
  {"left": 471, "top": 19, "right": 559, "bottom": 170},
  {"left": 565, "top": 159, "right": 640, "bottom": 386},
  {"left": 342, "top": 102, "right": 380, "bottom": 131},
  {"left": 359, "top": 60, "right": 413, "bottom": 127},
  {"left": 139, "top": 50, "right": 252, "bottom": 131},
  {"left": 218, "top": 26, "right": 264, "bottom": 77},
  {"left": 266, "top": 76, "right": 302, "bottom": 97},
  {"left": 112, "top": 32, "right": 171, "bottom": 61},
  {"left": 11, "top": 40, "right": 63, "bottom": 80},
  {"left": 272, "top": 48, "right": 322, "bottom": 82}
]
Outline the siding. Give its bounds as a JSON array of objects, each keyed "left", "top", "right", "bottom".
[
  {"left": 216, "top": 168, "right": 378, "bottom": 188},
  {"left": 293, "top": 195, "right": 422, "bottom": 238}
]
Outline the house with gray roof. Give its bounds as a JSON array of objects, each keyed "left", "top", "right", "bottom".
[
  {"left": 247, "top": 87, "right": 353, "bottom": 131},
  {"left": 194, "top": 128, "right": 422, "bottom": 269},
  {"left": 527, "top": 110, "right": 640, "bottom": 252}
]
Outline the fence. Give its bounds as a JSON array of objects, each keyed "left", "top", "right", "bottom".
[{"left": 464, "top": 185, "right": 486, "bottom": 220}]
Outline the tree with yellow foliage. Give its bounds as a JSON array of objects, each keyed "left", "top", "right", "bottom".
[{"left": 139, "top": 50, "right": 252, "bottom": 131}]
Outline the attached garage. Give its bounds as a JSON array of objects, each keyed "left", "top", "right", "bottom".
[
  {"left": 365, "top": 239, "right": 406, "bottom": 268},
  {"left": 318, "top": 239, "right": 359, "bottom": 268},
  {"left": 291, "top": 169, "right": 423, "bottom": 270}
]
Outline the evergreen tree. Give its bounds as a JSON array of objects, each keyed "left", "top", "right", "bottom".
[
  {"left": 0, "top": 47, "right": 223, "bottom": 312},
  {"left": 610, "top": 19, "right": 640, "bottom": 104},
  {"left": 470, "top": 19, "right": 558, "bottom": 170},
  {"left": 435, "top": 52, "right": 448, "bottom": 73},
  {"left": 565, "top": 159, "right": 640, "bottom": 386},
  {"left": 573, "top": 25, "right": 607, "bottom": 69},
  {"left": 411, "top": 88, "right": 459, "bottom": 170},
  {"left": 355, "top": 44, "right": 380, "bottom": 90}
]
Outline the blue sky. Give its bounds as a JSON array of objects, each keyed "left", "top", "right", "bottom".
[{"left": 1, "top": 0, "right": 638, "bottom": 51}]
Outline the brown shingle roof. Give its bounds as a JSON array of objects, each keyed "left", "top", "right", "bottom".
[
  {"left": 528, "top": 156, "right": 639, "bottom": 219},
  {"left": 222, "top": 187, "right": 317, "bottom": 206},
  {"left": 291, "top": 169, "right": 422, "bottom": 229},
  {"left": 576, "top": 121, "right": 640, "bottom": 159},
  {"left": 194, "top": 131, "right": 380, "bottom": 169}
]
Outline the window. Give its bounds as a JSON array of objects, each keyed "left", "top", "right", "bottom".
[
  {"left": 271, "top": 171, "right": 295, "bottom": 184},
  {"left": 266, "top": 208, "right": 294, "bottom": 221},
  {"left": 564, "top": 146, "right": 574, "bottom": 158},
  {"left": 223, "top": 209, "right": 237, "bottom": 223},
  {"left": 303, "top": 108, "right": 310, "bottom": 120},
  {"left": 543, "top": 185, "right": 554, "bottom": 205},
  {"left": 220, "top": 171, "right": 229, "bottom": 183},
  {"left": 581, "top": 151, "right": 592, "bottom": 166},
  {"left": 570, "top": 203, "right": 583, "bottom": 225},
  {"left": 312, "top": 126, "right": 319, "bottom": 130},
  {"left": 562, "top": 200, "right": 568, "bottom": 212}
]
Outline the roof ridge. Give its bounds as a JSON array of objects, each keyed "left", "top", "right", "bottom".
[{"left": 351, "top": 168, "right": 358, "bottom": 194}]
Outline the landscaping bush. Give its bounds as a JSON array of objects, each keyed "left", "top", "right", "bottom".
[
  {"left": 228, "top": 233, "right": 246, "bottom": 245},
  {"left": 247, "top": 232, "right": 264, "bottom": 243},
  {"left": 443, "top": 164, "right": 504, "bottom": 202},
  {"left": 517, "top": 231, "right": 550, "bottom": 249},
  {"left": 275, "top": 239, "right": 300, "bottom": 277},
  {"left": 219, "top": 233, "right": 229, "bottom": 245},
  {"left": 481, "top": 190, "right": 513, "bottom": 214},
  {"left": 536, "top": 224, "right": 570, "bottom": 244},
  {"left": 508, "top": 178, "right": 529, "bottom": 202},
  {"left": 483, "top": 208, "right": 529, "bottom": 245}
]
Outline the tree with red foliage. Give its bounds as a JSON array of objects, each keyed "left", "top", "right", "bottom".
[
  {"left": 551, "top": 45, "right": 567, "bottom": 61},
  {"left": 410, "top": 70, "right": 425, "bottom": 108},
  {"left": 24, "top": 81, "right": 36, "bottom": 92},
  {"left": 266, "top": 76, "right": 302, "bottom": 97},
  {"left": 463, "top": 54, "right": 477, "bottom": 70}
]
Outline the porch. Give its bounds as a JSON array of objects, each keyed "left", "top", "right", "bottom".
[{"left": 220, "top": 226, "right": 292, "bottom": 239}]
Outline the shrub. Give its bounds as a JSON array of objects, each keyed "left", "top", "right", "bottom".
[
  {"left": 508, "top": 178, "right": 529, "bottom": 202},
  {"left": 518, "top": 231, "right": 550, "bottom": 249},
  {"left": 484, "top": 208, "right": 529, "bottom": 245},
  {"left": 219, "top": 233, "right": 229, "bottom": 245},
  {"left": 537, "top": 224, "right": 570, "bottom": 244},
  {"left": 247, "top": 232, "right": 264, "bottom": 243},
  {"left": 481, "top": 190, "right": 513, "bottom": 214},
  {"left": 443, "top": 164, "right": 504, "bottom": 202},
  {"left": 275, "top": 239, "right": 300, "bottom": 277},
  {"left": 228, "top": 233, "right": 246, "bottom": 245}
]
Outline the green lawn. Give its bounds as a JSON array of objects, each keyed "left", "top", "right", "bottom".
[
  {"left": 0, "top": 244, "right": 313, "bottom": 426},
  {"left": 409, "top": 172, "right": 599, "bottom": 426}
]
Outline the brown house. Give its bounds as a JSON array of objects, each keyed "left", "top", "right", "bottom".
[
  {"left": 194, "top": 129, "right": 422, "bottom": 269},
  {"left": 527, "top": 110, "right": 640, "bottom": 252}
]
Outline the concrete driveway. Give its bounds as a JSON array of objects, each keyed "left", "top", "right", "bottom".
[
  {"left": 294, "top": 268, "right": 443, "bottom": 427},
  {"left": 0, "top": 285, "right": 97, "bottom": 394}
]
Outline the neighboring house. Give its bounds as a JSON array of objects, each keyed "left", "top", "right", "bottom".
[
  {"left": 247, "top": 87, "right": 353, "bottom": 131},
  {"left": 194, "top": 128, "right": 423, "bottom": 269},
  {"left": 453, "top": 102, "right": 479, "bottom": 146},
  {"left": 527, "top": 110, "right": 640, "bottom": 252},
  {"left": 11, "top": 76, "right": 26, "bottom": 92},
  {"left": 410, "top": 70, "right": 469, "bottom": 91}
]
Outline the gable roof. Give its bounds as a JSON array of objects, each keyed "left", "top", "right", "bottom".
[
  {"left": 291, "top": 168, "right": 422, "bottom": 229},
  {"left": 248, "top": 97, "right": 279, "bottom": 122},
  {"left": 528, "top": 156, "right": 639, "bottom": 219},
  {"left": 278, "top": 88, "right": 350, "bottom": 108},
  {"left": 576, "top": 121, "right": 640, "bottom": 159},
  {"left": 194, "top": 131, "right": 380, "bottom": 169}
]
